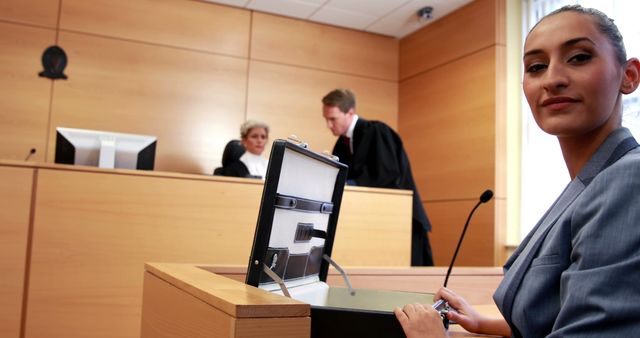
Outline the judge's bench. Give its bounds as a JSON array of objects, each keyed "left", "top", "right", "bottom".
[{"left": 1, "top": 159, "right": 493, "bottom": 338}]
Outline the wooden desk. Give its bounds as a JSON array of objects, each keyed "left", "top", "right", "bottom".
[
  {"left": 142, "top": 263, "right": 504, "bottom": 338},
  {"left": 0, "top": 160, "right": 413, "bottom": 338}
]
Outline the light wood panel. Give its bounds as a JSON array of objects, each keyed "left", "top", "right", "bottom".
[
  {"left": 22, "top": 164, "right": 413, "bottom": 338},
  {"left": 141, "top": 271, "right": 310, "bottom": 338},
  {"left": 208, "top": 265, "right": 503, "bottom": 306},
  {"left": 332, "top": 187, "right": 412, "bottom": 266},
  {"left": 48, "top": 31, "right": 247, "bottom": 174},
  {"left": 146, "top": 264, "right": 309, "bottom": 317},
  {"left": 247, "top": 60, "right": 398, "bottom": 156},
  {"left": 142, "top": 272, "right": 236, "bottom": 338},
  {"left": 0, "top": 166, "right": 33, "bottom": 338},
  {"left": 26, "top": 169, "right": 263, "bottom": 338},
  {"left": 182, "top": 265, "right": 503, "bottom": 337},
  {"left": 425, "top": 199, "right": 496, "bottom": 266},
  {"left": 494, "top": 198, "right": 508, "bottom": 265},
  {"left": 399, "top": 47, "right": 496, "bottom": 201},
  {"left": 251, "top": 12, "right": 398, "bottom": 81},
  {"left": 0, "top": 0, "right": 59, "bottom": 28},
  {"left": 0, "top": 22, "right": 54, "bottom": 162},
  {"left": 60, "top": 0, "right": 250, "bottom": 57},
  {"left": 399, "top": 0, "right": 500, "bottom": 80}
]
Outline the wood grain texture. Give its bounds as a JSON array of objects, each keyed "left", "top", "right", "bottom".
[
  {"left": 146, "top": 264, "right": 309, "bottom": 318},
  {"left": 332, "top": 187, "right": 412, "bottom": 266},
  {"left": 0, "top": 0, "right": 59, "bottom": 28},
  {"left": 204, "top": 265, "right": 503, "bottom": 313},
  {"left": 425, "top": 199, "right": 496, "bottom": 266},
  {"left": 247, "top": 60, "right": 397, "bottom": 157},
  {"left": 48, "top": 31, "right": 247, "bottom": 174},
  {"left": 0, "top": 22, "right": 54, "bottom": 162},
  {"left": 0, "top": 166, "right": 33, "bottom": 338},
  {"left": 399, "top": 0, "right": 500, "bottom": 80},
  {"left": 495, "top": 44, "right": 507, "bottom": 198},
  {"left": 22, "top": 164, "right": 412, "bottom": 338},
  {"left": 26, "top": 169, "right": 262, "bottom": 338},
  {"left": 60, "top": 0, "right": 250, "bottom": 56},
  {"left": 399, "top": 47, "right": 496, "bottom": 201},
  {"left": 141, "top": 272, "right": 235, "bottom": 338},
  {"left": 251, "top": 12, "right": 398, "bottom": 81},
  {"left": 141, "top": 271, "right": 310, "bottom": 338}
]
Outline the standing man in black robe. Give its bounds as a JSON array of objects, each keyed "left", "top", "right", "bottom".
[{"left": 321, "top": 88, "right": 434, "bottom": 266}]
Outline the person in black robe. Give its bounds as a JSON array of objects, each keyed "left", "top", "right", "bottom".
[{"left": 322, "top": 88, "right": 433, "bottom": 266}]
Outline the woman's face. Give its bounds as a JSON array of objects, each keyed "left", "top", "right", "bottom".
[
  {"left": 242, "top": 127, "right": 268, "bottom": 155},
  {"left": 523, "top": 12, "right": 624, "bottom": 138}
]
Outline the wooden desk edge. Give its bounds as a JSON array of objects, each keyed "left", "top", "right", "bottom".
[
  {"left": 145, "top": 263, "right": 310, "bottom": 318},
  {"left": 0, "top": 160, "right": 412, "bottom": 195}
]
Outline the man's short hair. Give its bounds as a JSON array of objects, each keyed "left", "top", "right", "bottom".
[{"left": 322, "top": 88, "right": 356, "bottom": 114}]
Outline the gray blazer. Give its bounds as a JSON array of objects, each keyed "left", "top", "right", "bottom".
[{"left": 494, "top": 128, "right": 640, "bottom": 337}]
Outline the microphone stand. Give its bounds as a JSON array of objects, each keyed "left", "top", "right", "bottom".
[
  {"left": 434, "top": 189, "right": 493, "bottom": 328},
  {"left": 444, "top": 201, "right": 481, "bottom": 287}
]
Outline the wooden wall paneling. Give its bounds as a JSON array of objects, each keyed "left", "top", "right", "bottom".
[
  {"left": 251, "top": 12, "right": 398, "bottom": 81},
  {"left": 494, "top": 197, "right": 508, "bottom": 265},
  {"left": 48, "top": 31, "right": 248, "bottom": 174},
  {"left": 399, "top": 48, "right": 496, "bottom": 201},
  {"left": 0, "top": 166, "right": 34, "bottom": 338},
  {"left": 60, "top": 0, "right": 250, "bottom": 57},
  {"left": 494, "top": 44, "right": 508, "bottom": 266},
  {"left": 431, "top": 199, "right": 495, "bottom": 266},
  {"left": 399, "top": 0, "right": 499, "bottom": 80},
  {"left": 246, "top": 61, "right": 398, "bottom": 156},
  {"left": 0, "top": 23, "right": 55, "bottom": 162},
  {"left": 25, "top": 169, "right": 263, "bottom": 338},
  {"left": 494, "top": 45, "right": 507, "bottom": 199},
  {"left": 425, "top": 199, "right": 495, "bottom": 266},
  {"left": 0, "top": 0, "right": 59, "bottom": 28}
]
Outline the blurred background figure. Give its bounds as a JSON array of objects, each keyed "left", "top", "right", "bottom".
[
  {"left": 238, "top": 120, "right": 269, "bottom": 178},
  {"left": 213, "top": 120, "right": 270, "bottom": 178}
]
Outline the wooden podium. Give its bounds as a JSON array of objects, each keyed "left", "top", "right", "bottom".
[
  {"left": 141, "top": 263, "right": 503, "bottom": 338},
  {"left": 141, "top": 263, "right": 310, "bottom": 338}
]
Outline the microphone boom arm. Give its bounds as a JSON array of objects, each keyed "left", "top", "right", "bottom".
[{"left": 444, "top": 200, "right": 481, "bottom": 287}]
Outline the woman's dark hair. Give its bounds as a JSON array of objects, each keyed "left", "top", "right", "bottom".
[{"left": 532, "top": 5, "right": 627, "bottom": 65}]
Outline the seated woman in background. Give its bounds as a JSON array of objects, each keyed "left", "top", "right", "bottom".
[
  {"left": 394, "top": 5, "right": 640, "bottom": 337},
  {"left": 238, "top": 120, "right": 269, "bottom": 178},
  {"left": 214, "top": 120, "right": 270, "bottom": 178}
]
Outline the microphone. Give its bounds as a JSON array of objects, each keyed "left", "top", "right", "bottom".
[
  {"left": 24, "top": 148, "right": 36, "bottom": 161},
  {"left": 433, "top": 189, "right": 493, "bottom": 329},
  {"left": 443, "top": 189, "right": 493, "bottom": 287}
]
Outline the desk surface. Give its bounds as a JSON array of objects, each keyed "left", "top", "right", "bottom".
[{"left": 144, "top": 263, "right": 504, "bottom": 338}]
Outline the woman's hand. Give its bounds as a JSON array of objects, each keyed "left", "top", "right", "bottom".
[
  {"left": 436, "top": 287, "right": 483, "bottom": 332},
  {"left": 436, "top": 287, "right": 511, "bottom": 337},
  {"left": 394, "top": 303, "right": 447, "bottom": 338}
]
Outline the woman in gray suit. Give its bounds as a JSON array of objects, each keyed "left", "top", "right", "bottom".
[{"left": 395, "top": 5, "right": 640, "bottom": 337}]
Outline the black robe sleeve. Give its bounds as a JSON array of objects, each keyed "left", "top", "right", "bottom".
[{"left": 332, "top": 119, "right": 431, "bottom": 232}]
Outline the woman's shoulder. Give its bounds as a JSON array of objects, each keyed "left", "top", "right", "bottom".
[
  {"left": 585, "top": 146, "right": 640, "bottom": 198},
  {"left": 605, "top": 146, "right": 640, "bottom": 175}
]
